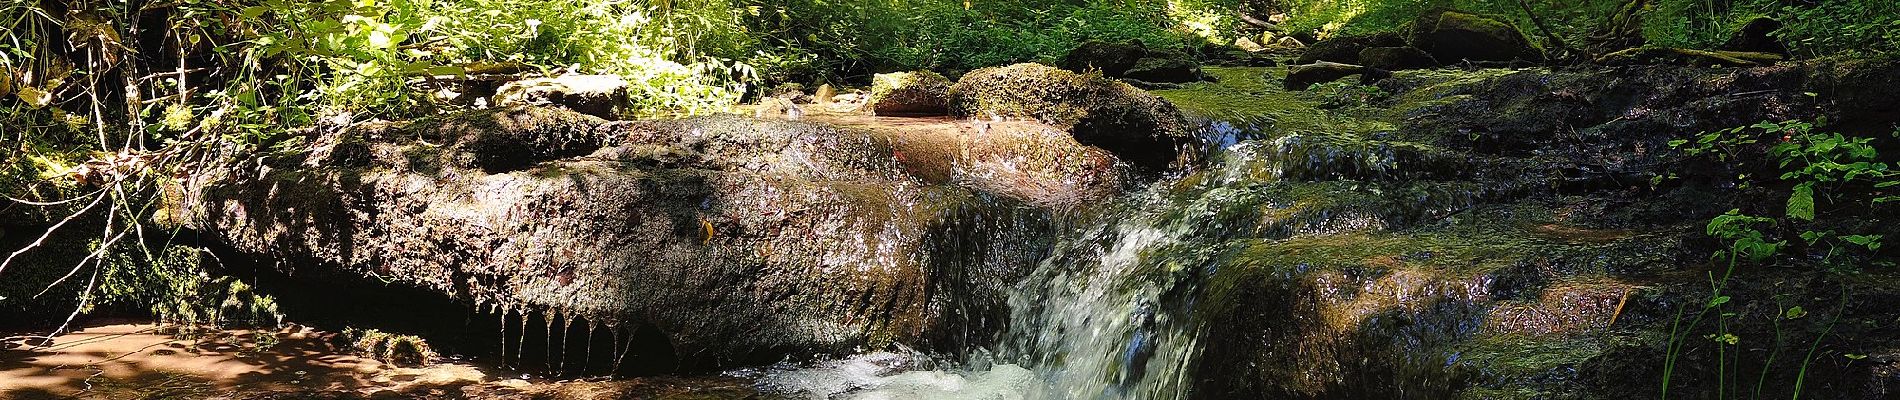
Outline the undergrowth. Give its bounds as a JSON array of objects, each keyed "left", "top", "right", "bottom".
[{"left": 1657, "top": 119, "right": 1897, "bottom": 398}]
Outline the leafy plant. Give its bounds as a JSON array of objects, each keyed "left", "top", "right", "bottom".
[{"left": 1660, "top": 119, "right": 1895, "bottom": 398}]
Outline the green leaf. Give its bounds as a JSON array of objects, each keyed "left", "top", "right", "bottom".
[
  {"left": 1800, "top": 230, "right": 1830, "bottom": 245},
  {"left": 1708, "top": 296, "right": 1731, "bottom": 307},
  {"left": 1843, "top": 235, "right": 1883, "bottom": 251},
  {"left": 1787, "top": 182, "right": 1815, "bottom": 221},
  {"left": 1785, "top": 306, "right": 1807, "bottom": 319},
  {"left": 1667, "top": 139, "right": 1688, "bottom": 148},
  {"left": 241, "top": 5, "right": 271, "bottom": 19},
  {"left": 1845, "top": 353, "right": 1868, "bottom": 360}
]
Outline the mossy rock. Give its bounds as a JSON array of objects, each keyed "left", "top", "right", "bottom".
[
  {"left": 1297, "top": 32, "right": 1405, "bottom": 65},
  {"left": 1285, "top": 61, "right": 1390, "bottom": 91},
  {"left": 1124, "top": 57, "right": 1205, "bottom": 84},
  {"left": 947, "top": 63, "right": 1193, "bottom": 170},
  {"left": 868, "top": 71, "right": 953, "bottom": 116},
  {"left": 1060, "top": 40, "right": 1149, "bottom": 77},
  {"left": 1405, "top": 11, "right": 1542, "bottom": 63},
  {"left": 1359, "top": 46, "right": 1439, "bottom": 71}
]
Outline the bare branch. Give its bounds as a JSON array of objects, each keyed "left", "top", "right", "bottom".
[
  {"left": 0, "top": 189, "right": 108, "bottom": 276},
  {"left": 5, "top": 188, "right": 108, "bottom": 206}
]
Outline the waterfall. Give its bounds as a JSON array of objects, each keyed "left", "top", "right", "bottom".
[
  {"left": 1000, "top": 218, "right": 1206, "bottom": 400},
  {"left": 754, "top": 163, "right": 1229, "bottom": 400}
]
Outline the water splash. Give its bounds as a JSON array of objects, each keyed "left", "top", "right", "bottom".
[{"left": 756, "top": 191, "right": 1216, "bottom": 399}]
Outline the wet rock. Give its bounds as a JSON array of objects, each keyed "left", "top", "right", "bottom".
[
  {"left": 1284, "top": 61, "right": 1391, "bottom": 91},
  {"left": 1124, "top": 57, "right": 1205, "bottom": 84},
  {"left": 868, "top": 71, "right": 953, "bottom": 116},
  {"left": 410, "top": 106, "right": 610, "bottom": 173},
  {"left": 492, "top": 75, "right": 630, "bottom": 120},
  {"left": 947, "top": 63, "right": 1195, "bottom": 170},
  {"left": 1062, "top": 40, "right": 1210, "bottom": 84},
  {"left": 1184, "top": 55, "right": 1900, "bottom": 399},
  {"left": 1404, "top": 11, "right": 1542, "bottom": 63},
  {"left": 814, "top": 84, "right": 837, "bottom": 104},
  {"left": 1297, "top": 32, "right": 1405, "bottom": 65},
  {"left": 183, "top": 110, "right": 1061, "bottom": 369},
  {"left": 1275, "top": 36, "right": 1306, "bottom": 49},
  {"left": 1061, "top": 40, "right": 1148, "bottom": 77},
  {"left": 1233, "top": 37, "right": 1266, "bottom": 53},
  {"left": 1718, "top": 17, "right": 1789, "bottom": 57},
  {"left": 767, "top": 82, "right": 814, "bottom": 104},
  {"left": 1358, "top": 46, "right": 1438, "bottom": 71}
]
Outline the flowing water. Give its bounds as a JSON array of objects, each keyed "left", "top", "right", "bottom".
[
  {"left": 756, "top": 196, "right": 1211, "bottom": 400},
  {"left": 752, "top": 118, "right": 1272, "bottom": 400},
  {"left": 750, "top": 68, "right": 1485, "bottom": 399}
]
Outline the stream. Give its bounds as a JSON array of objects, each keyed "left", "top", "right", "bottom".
[{"left": 749, "top": 110, "right": 1277, "bottom": 400}]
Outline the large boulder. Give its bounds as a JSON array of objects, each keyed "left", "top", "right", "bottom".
[
  {"left": 179, "top": 107, "right": 1067, "bottom": 369},
  {"left": 868, "top": 71, "right": 953, "bottom": 116},
  {"left": 947, "top": 63, "right": 1195, "bottom": 170},
  {"left": 1297, "top": 32, "right": 1405, "bottom": 65},
  {"left": 1404, "top": 11, "right": 1542, "bottom": 63},
  {"left": 492, "top": 75, "right": 631, "bottom": 120}
]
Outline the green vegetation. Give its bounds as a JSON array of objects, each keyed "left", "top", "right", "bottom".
[
  {"left": 1280, "top": 0, "right": 1900, "bottom": 57},
  {"left": 341, "top": 327, "right": 439, "bottom": 366},
  {"left": 1659, "top": 119, "right": 1898, "bottom": 398}
]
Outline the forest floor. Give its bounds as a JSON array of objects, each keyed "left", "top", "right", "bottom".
[
  {"left": 1, "top": 321, "right": 486, "bottom": 399},
  {"left": 0, "top": 321, "right": 761, "bottom": 399}
]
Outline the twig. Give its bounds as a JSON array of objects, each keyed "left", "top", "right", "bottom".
[
  {"left": 33, "top": 209, "right": 129, "bottom": 299},
  {"left": 5, "top": 188, "right": 108, "bottom": 206},
  {"left": 0, "top": 190, "right": 108, "bottom": 276},
  {"left": 41, "top": 261, "right": 100, "bottom": 341}
]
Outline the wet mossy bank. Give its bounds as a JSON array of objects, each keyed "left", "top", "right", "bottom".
[{"left": 1156, "top": 58, "right": 1900, "bottom": 398}]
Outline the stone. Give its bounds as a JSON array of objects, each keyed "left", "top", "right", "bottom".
[
  {"left": 1123, "top": 57, "right": 1205, "bottom": 83},
  {"left": 1276, "top": 36, "right": 1306, "bottom": 49},
  {"left": 492, "top": 75, "right": 630, "bottom": 120},
  {"left": 868, "top": 71, "right": 954, "bottom": 116},
  {"left": 1404, "top": 11, "right": 1542, "bottom": 63},
  {"left": 1297, "top": 32, "right": 1404, "bottom": 65},
  {"left": 814, "top": 84, "right": 837, "bottom": 104},
  {"left": 182, "top": 110, "right": 1063, "bottom": 369},
  {"left": 947, "top": 63, "right": 1194, "bottom": 170},
  {"left": 410, "top": 106, "right": 610, "bottom": 172},
  {"left": 1060, "top": 40, "right": 1149, "bottom": 77},
  {"left": 1234, "top": 37, "right": 1266, "bottom": 53},
  {"left": 1357, "top": 46, "right": 1439, "bottom": 70},
  {"left": 1718, "top": 17, "right": 1790, "bottom": 56},
  {"left": 1284, "top": 61, "right": 1391, "bottom": 91}
]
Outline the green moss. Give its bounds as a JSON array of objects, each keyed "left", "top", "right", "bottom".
[
  {"left": 947, "top": 63, "right": 1191, "bottom": 169},
  {"left": 1155, "top": 67, "right": 1396, "bottom": 139},
  {"left": 868, "top": 71, "right": 953, "bottom": 115},
  {"left": 341, "top": 327, "right": 437, "bottom": 367}
]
